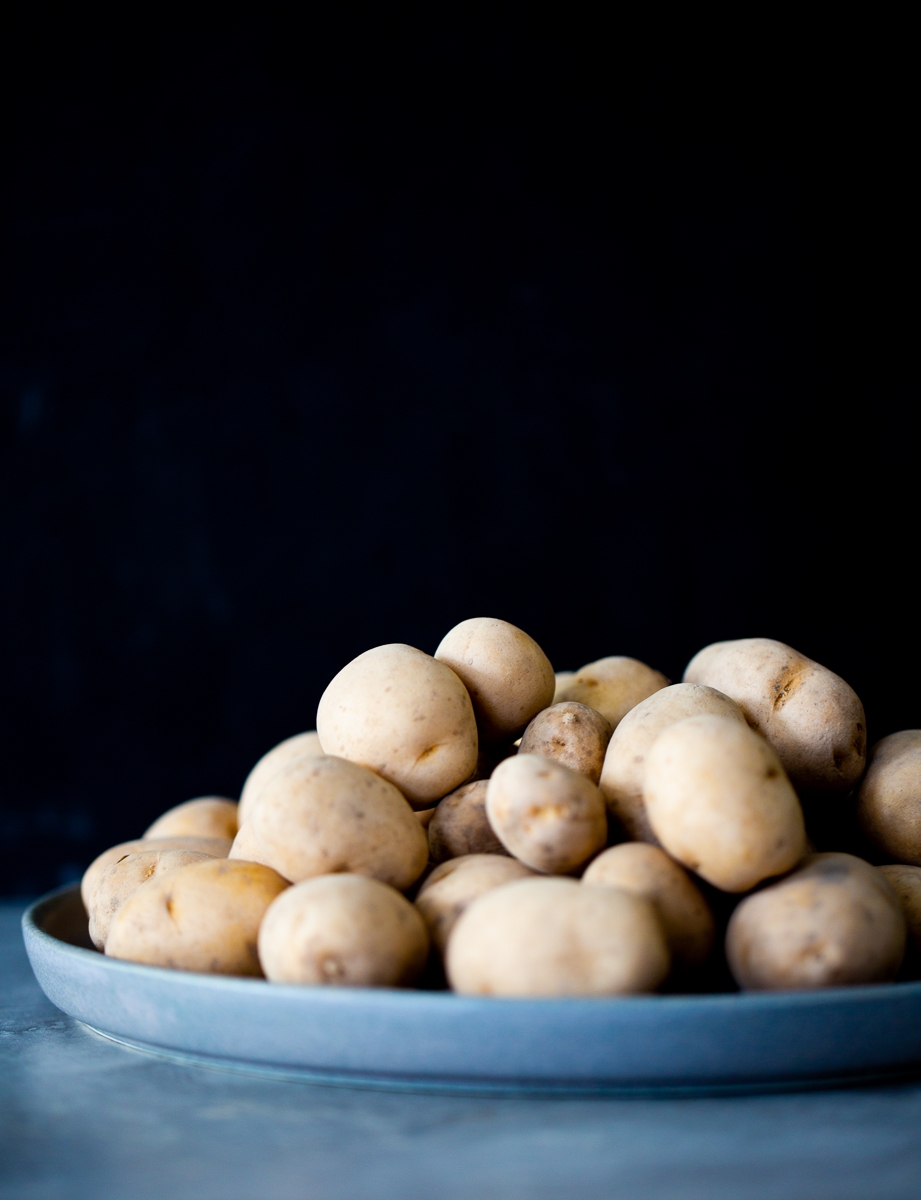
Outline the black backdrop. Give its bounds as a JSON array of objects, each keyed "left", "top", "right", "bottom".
[{"left": 1, "top": 11, "right": 914, "bottom": 895}]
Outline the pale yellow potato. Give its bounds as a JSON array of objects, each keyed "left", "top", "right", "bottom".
[
  {"left": 428, "top": 780, "right": 510, "bottom": 863},
  {"left": 599, "top": 683, "right": 747, "bottom": 843},
  {"left": 446, "top": 876, "right": 670, "bottom": 996},
  {"left": 486, "top": 754, "right": 608, "bottom": 875},
  {"left": 552, "top": 671, "right": 576, "bottom": 705},
  {"left": 259, "top": 874, "right": 429, "bottom": 987},
  {"left": 316, "top": 644, "right": 478, "bottom": 806},
  {"left": 518, "top": 702, "right": 613, "bottom": 784},
  {"left": 726, "top": 853, "right": 906, "bottom": 990},
  {"left": 238, "top": 732, "right": 324, "bottom": 824},
  {"left": 415, "top": 854, "right": 535, "bottom": 952},
  {"left": 81, "top": 836, "right": 232, "bottom": 910},
  {"left": 684, "top": 638, "right": 866, "bottom": 795},
  {"left": 105, "top": 858, "right": 289, "bottom": 975},
  {"left": 434, "top": 617, "right": 555, "bottom": 744},
  {"left": 556, "top": 656, "right": 669, "bottom": 730},
  {"left": 879, "top": 864, "right": 921, "bottom": 970},
  {"left": 230, "top": 754, "right": 428, "bottom": 891},
  {"left": 144, "top": 796, "right": 239, "bottom": 841},
  {"left": 88, "top": 849, "right": 214, "bottom": 950},
  {"left": 644, "top": 715, "right": 806, "bottom": 892},
  {"left": 582, "top": 843, "right": 714, "bottom": 967},
  {"left": 857, "top": 732, "right": 921, "bottom": 865}
]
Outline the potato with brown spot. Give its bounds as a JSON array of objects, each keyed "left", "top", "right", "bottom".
[
  {"left": 599, "top": 683, "right": 748, "bottom": 843},
  {"left": 238, "top": 731, "right": 325, "bottom": 824},
  {"left": 684, "top": 638, "right": 866, "bottom": 796},
  {"left": 259, "top": 874, "right": 429, "bottom": 987},
  {"left": 556, "top": 656, "right": 669, "bottom": 730},
  {"left": 857, "top": 731, "right": 921, "bottom": 865},
  {"left": 427, "top": 780, "right": 510, "bottom": 863},
  {"left": 105, "top": 857, "right": 289, "bottom": 975},
  {"left": 486, "top": 754, "right": 608, "bottom": 875},
  {"left": 880, "top": 864, "right": 921, "bottom": 974},
  {"left": 726, "top": 853, "right": 906, "bottom": 990},
  {"left": 644, "top": 714, "right": 807, "bottom": 892},
  {"left": 317, "top": 644, "right": 478, "bottom": 806},
  {"left": 81, "top": 836, "right": 232, "bottom": 910},
  {"left": 144, "top": 796, "right": 239, "bottom": 841},
  {"left": 446, "top": 876, "right": 670, "bottom": 996},
  {"left": 518, "top": 702, "right": 613, "bottom": 784},
  {"left": 583, "top": 843, "right": 715, "bottom": 967},
  {"left": 88, "top": 849, "right": 215, "bottom": 949},
  {"left": 415, "top": 854, "right": 535, "bottom": 952},
  {"left": 434, "top": 617, "right": 555, "bottom": 744}
]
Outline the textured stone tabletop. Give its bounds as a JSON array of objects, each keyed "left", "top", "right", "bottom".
[{"left": 3, "top": 902, "right": 921, "bottom": 1199}]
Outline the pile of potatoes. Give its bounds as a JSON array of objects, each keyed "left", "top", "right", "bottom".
[{"left": 81, "top": 620, "right": 921, "bottom": 997}]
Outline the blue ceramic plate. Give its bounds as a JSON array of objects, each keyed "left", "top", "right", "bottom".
[{"left": 22, "top": 884, "right": 921, "bottom": 1096}]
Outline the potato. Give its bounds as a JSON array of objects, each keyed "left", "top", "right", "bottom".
[
  {"left": 316, "top": 644, "right": 478, "bottom": 806},
  {"left": 684, "top": 638, "right": 866, "bottom": 795},
  {"left": 144, "top": 796, "right": 239, "bottom": 841},
  {"left": 415, "top": 854, "right": 535, "bottom": 952},
  {"left": 582, "top": 843, "right": 715, "bottom": 967},
  {"left": 857, "top": 732, "right": 921, "bottom": 864},
  {"left": 427, "top": 779, "right": 510, "bottom": 863},
  {"left": 726, "top": 853, "right": 906, "bottom": 990},
  {"left": 81, "top": 836, "right": 232, "bottom": 910},
  {"left": 229, "top": 754, "right": 428, "bottom": 891},
  {"left": 486, "top": 754, "right": 608, "bottom": 874},
  {"left": 879, "top": 864, "right": 921, "bottom": 971},
  {"left": 446, "top": 876, "right": 670, "bottom": 996},
  {"left": 599, "top": 683, "right": 748, "bottom": 843},
  {"left": 644, "top": 714, "right": 806, "bottom": 892},
  {"left": 238, "top": 731, "right": 324, "bottom": 825},
  {"left": 518, "top": 702, "right": 613, "bottom": 784},
  {"left": 105, "top": 858, "right": 289, "bottom": 975},
  {"left": 259, "top": 874, "right": 429, "bottom": 987},
  {"left": 88, "top": 849, "right": 214, "bottom": 950},
  {"left": 415, "top": 807, "right": 436, "bottom": 830},
  {"left": 552, "top": 671, "right": 576, "bottom": 704},
  {"left": 434, "top": 617, "right": 555, "bottom": 744},
  {"left": 555, "top": 656, "right": 669, "bottom": 730}
]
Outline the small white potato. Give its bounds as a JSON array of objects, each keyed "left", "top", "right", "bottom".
[
  {"left": 857, "top": 732, "right": 921, "bottom": 865},
  {"left": 552, "top": 671, "right": 576, "bottom": 704},
  {"left": 144, "top": 796, "right": 239, "bottom": 841},
  {"left": 518, "top": 702, "right": 613, "bottom": 784},
  {"left": 88, "top": 849, "right": 215, "bottom": 950},
  {"left": 556, "top": 656, "right": 669, "bottom": 729},
  {"left": 415, "top": 854, "right": 535, "bottom": 952},
  {"left": 81, "top": 836, "right": 232, "bottom": 910},
  {"left": 427, "top": 779, "right": 510, "bottom": 863},
  {"left": 238, "top": 732, "right": 324, "bottom": 824}
]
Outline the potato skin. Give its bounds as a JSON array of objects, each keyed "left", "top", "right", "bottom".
[
  {"left": 434, "top": 617, "right": 555, "bottom": 744},
  {"left": 857, "top": 732, "right": 921, "bottom": 865},
  {"left": 552, "top": 672, "right": 576, "bottom": 704},
  {"left": 879, "top": 864, "right": 921, "bottom": 972},
  {"left": 582, "top": 843, "right": 715, "bottom": 967},
  {"left": 317, "top": 644, "right": 478, "bottom": 806},
  {"left": 599, "top": 683, "right": 747, "bottom": 843},
  {"left": 88, "top": 849, "right": 214, "bottom": 950},
  {"left": 684, "top": 638, "right": 866, "bottom": 796},
  {"left": 557, "top": 656, "right": 669, "bottom": 730},
  {"left": 81, "top": 836, "right": 232, "bottom": 910},
  {"left": 486, "top": 754, "right": 608, "bottom": 875},
  {"left": 415, "top": 854, "right": 535, "bottom": 952},
  {"left": 230, "top": 754, "right": 429, "bottom": 891},
  {"left": 105, "top": 858, "right": 289, "bottom": 975},
  {"left": 428, "top": 780, "right": 510, "bottom": 863},
  {"left": 144, "top": 796, "right": 239, "bottom": 841},
  {"left": 518, "top": 702, "right": 613, "bottom": 784},
  {"left": 446, "top": 876, "right": 670, "bottom": 996},
  {"left": 239, "top": 732, "right": 324, "bottom": 824},
  {"left": 259, "top": 874, "right": 429, "bottom": 987},
  {"left": 726, "top": 853, "right": 906, "bottom": 990},
  {"left": 644, "top": 715, "right": 807, "bottom": 892}
]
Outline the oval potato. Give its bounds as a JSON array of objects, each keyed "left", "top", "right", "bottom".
[
  {"left": 144, "top": 796, "right": 239, "bottom": 841},
  {"left": 238, "top": 731, "right": 325, "bottom": 824},
  {"left": 518, "top": 702, "right": 613, "bottom": 784},
  {"left": 88, "top": 848, "right": 215, "bottom": 950},
  {"left": 556, "top": 656, "right": 669, "bottom": 730},
  {"left": 880, "top": 864, "right": 921, "bottom": 973},
  {"left": 415, "top": 854, "right": 535, "bottom": 952},
  {"left": 81, "top": 836, "right": 232, "bottom": 910},
  {"left": 427, "top": 780, "right": 510, "bottom": 863},
  {"left": 857, "top": 731, "right": 921, "bottom": 865}
]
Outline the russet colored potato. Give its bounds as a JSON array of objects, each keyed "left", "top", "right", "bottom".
[
  {"left": 556, "top": 656, "right": 669, "bottom": 730},
  {"left": 88, "top": 848, "right": 215, "bottom": 949},
  {"left": 81, "top": 836, "right": 232, "bottom": 910},
  {"left": 427, "top": 780, "right": 510, "bottom": 864},
  {"left": 144, "top": 796, "right": 239, "bottom": 841},
  {"left": 238, "top": 731, "right": 324, "bottom": 824},
  {"left": 857, "top": 731, "right": 921, "bottom": 865},
  {"left": 518, "top": 702, "right": 613, "bottom": 784},
  {"left": 415, "top": 854, "right": 535, "bottom": 952}
]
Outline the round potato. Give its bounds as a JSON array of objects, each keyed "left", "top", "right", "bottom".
[
  {"left": 583, "top": 843, "right": 715, "bottom": 967},
  {"left": 88, "top": 849, "right": 214, "bottom": 950},
  {"left": 238, "top": 731, "right": 325, "bottom": 824},
  {"left": 230, "top": 754, "right": 429, "bottom": 891},
  {"left": 446, "top": 876, "right": 670, "bottom": 996},
  {"left": 144, "top": 796, "right": 239, "bottom": 841},
  {"left": 81, "top": 836, "right": 232, "bottom": 910},
  {"left": 105, "top": 858, "right": 289, "bottom": 975},
  {"left": 486, "top": 754, "right": 608, "bottom": 875},
  {"left": 259, "top": 874, "right": 429, "bottom": 987},
  {"left": 555, "top": 656, "right": 669, "bottom": 731},
  {"left": 599, "top": 683, "right": 748, "bottom": 843},
  {"left": 518, "top": 702, "right": 613, "bottom": 784},
  {"left": 434, "top": 617, "right": 555, "bottom": 744},
  {"left": 316, "top": 644, "right": 478, "bottom": 806},
  {"left": 427, "top": 780, "right": 510, "bottom": 863},
  {"left": 857, "top": 731, "right": 921, "bottom": 865},
  {"left": 684, "top": 638, "right": 866, "bottom": 796},
  {"left": 726, "top": 853, "right": 906, "bottom": 990},
  {"left": 644, "top": 714, "right": 807, "bottom": 892},
  {"left": 879, "top": 864, "right": 921, "bottom": 973},
  {"left": 552, "top": 671, "right": 576, "bottom": 705},
  {"left": 415, "top": 854, "right": 535, "bottom": 952}
]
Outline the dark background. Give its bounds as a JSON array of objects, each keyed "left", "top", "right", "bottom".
[{"left": 1, "top": 10, "right": 914, "bottom": 895}]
